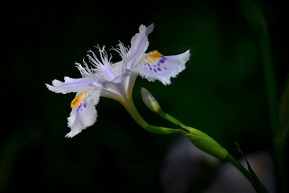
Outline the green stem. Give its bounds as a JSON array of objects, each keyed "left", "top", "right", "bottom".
[
  {"left": 226, "top": 154, "right": 255, "bottom": 187},
  {"left": 120, "top": 97, "right": 179, "bottom": 134},
  {"left": 259, "top": 23, "right": 286, "bottom": 193},
  {"left": 159, "top": 112, "right": 268, "bottom": 193},
  {"left": 238, "top": 0, "right": 285, "bottom": 191},
  {"left": 259, "top": 34, "right": 278, "bottom": 136},
  {"left": 158, "top": 111, "right": 183, "bottom": 126},
  {"left": 141, "top": 86, "right": 269, "bottom": 192},
  {"left": 227, "top": 154, "right": 268, "bottom": 193}
]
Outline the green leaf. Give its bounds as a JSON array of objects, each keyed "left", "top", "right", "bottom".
[{"left": 235, "top": 143, "right": 268, "bottom": 193}]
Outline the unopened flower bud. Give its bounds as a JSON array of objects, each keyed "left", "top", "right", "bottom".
[
  {"left": 141, "top": 87, "right": 162, "bottom": 114},
  {"left": 183, "top": 126, "right": 229, "bottom": 161}
]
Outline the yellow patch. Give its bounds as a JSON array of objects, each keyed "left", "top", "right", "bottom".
[
  {"left": 144, "top": 51, "right": 163, "bottom": 63},
  {"left": 149, "top": 51, "right": 162, "bottom": 61},
  {"left": 71, "top": 92, "right": 86, "bottom": 108}
]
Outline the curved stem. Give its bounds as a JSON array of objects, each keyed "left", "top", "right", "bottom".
[
  {"left": 120, "top": 97, "right": 179, "bottom": 134},
  {"left": 158, "top": 111, "right": 268, "bottom": 193},
  {"left": 136, "top": 85, "right": 269, "bottom": 192}
]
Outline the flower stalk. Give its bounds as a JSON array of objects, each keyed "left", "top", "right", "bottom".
[
  {"left": 120, "top": 95, "right": 179, "bottom": 134},
  {"left": 141, "top": 87, "right": 268, "bottom": 193},
  {"left": 46, "top": 22, "right": 273, "bottom": 193}
]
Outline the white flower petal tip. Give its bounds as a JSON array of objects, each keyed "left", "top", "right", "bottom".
[
  {"left": 65, "top": 90, "right": 101, "bottom": 138},
  {"left": 45, "top": 83, "right": 55, "bottom": 91},
  {"left": 133, "top": 49, "right": 190, "bottom": 85},
  {"left": 45, "top": 77, "right": 93, "bottom": 94},
  {"left": 139, "top": 23, "right": 154, "bottom": 35},
  {"left": 65, "top": 130, "right": 81, "bottom": 138},
  {"left": 66, "top": 100, "right": 97, "bottom": 138}
]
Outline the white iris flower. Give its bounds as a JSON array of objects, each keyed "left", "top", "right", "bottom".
[{"left": 46, "top": 24, "right": 190, "bottom": 138}]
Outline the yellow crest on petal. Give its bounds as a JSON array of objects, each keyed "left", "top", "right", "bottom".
[
  {"left": 71, "top": 92, "right": 86, "bottom": 108},
  {"left": 143, "top": 51, "right": 163, "bottom": 63}
]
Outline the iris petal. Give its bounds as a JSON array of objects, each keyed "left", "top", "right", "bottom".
[
  {"left": 66, "top": 89, "right": 101, "bottom": 138},
  {"left": 46, "top": 77, "right": 93, "bottom": 94},
  {"left": 126, "top": 24, "right": 154, "bottom": 69},
  {"left": 132, "top": 50, "right": 190, "bottom": 85}
]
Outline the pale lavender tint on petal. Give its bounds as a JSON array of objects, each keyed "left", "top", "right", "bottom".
[
  {"left": 126, "top": 24, "right": 154, "bottom": 69},
  {"left": 132, "top": 50, "right": 190, "bottom": 85},
  {"left": 45, "top": 77, "right": 96, "bottom": 94}
]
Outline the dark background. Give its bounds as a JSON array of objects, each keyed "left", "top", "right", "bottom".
[{"left": 1, "top": 1, "right": 288, "bottom": 193}]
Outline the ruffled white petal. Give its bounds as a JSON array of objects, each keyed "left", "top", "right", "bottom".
[
  {"left": 126, "top": 24, "right": 154, "bottom": 69},
  {"left": 66, "top": 89, "right": 101, "bottom": 138},
  {"left": 132, "top": 50, "right": 190, "bottom": 85},
  {"left": 45, "top": 76, "right": 94, "bottom": 94}
]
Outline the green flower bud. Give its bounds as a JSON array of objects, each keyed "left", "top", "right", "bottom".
[
  {"left": 141, "top": 87, "right": 162, "bottom": 114},
  {"left": 183, "top": 126, "right": 229, "bottom": 161}
]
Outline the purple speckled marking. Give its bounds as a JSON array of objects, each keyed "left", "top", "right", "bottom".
[
  {"left": 142, "top": 55, "right": 168, "bottom": 72},
  {"left": 84, "top": 103, "right": 87, "bottom": 108},
  {"left": 158, "top": 57, "right": 166, "bottom": 67},
  {"left": 77, "top": 104, "right": 82, "bottom": 112}
]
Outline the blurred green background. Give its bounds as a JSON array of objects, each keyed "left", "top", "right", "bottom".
[{"left": 1, "top": 1, "right": 288, "bottom": 193}]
